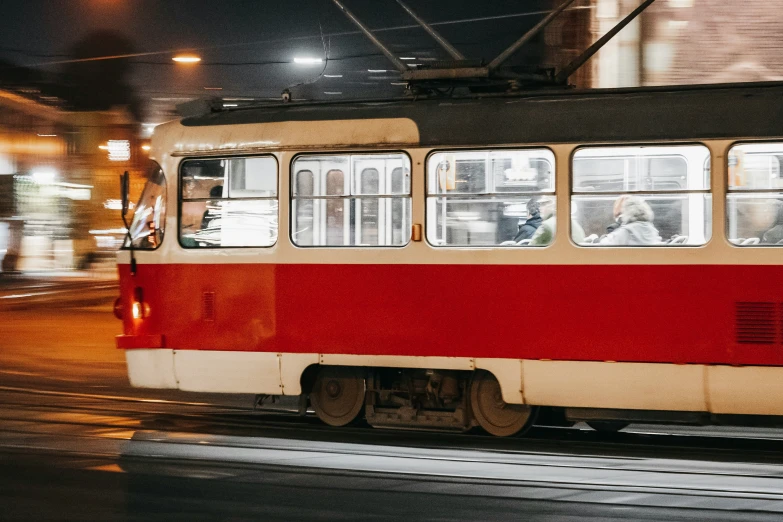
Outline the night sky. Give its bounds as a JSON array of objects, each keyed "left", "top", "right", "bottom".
[{"left": 0, "top": 1, "right": 556, "bottom": 122}]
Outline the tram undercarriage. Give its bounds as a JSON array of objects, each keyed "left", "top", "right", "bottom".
[{"left": 304, "top": 366, "right": 537, "bottom": 437}]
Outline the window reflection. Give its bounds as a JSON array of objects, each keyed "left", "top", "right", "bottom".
[
  {"left": 179, "top": 156, "right": 278, "bottom": 248},
  {"left": 572, "top": 145, "right": 711, "bottom": 246},
  {"left": 728, "top": 143, "right": 783, "bottom": 247},
  {"left": 127, "top": 161, "right": 166, "bottom": 249},
  {"left": 426, "top": 149, "right": 555, "bottom": 247},
  {"left": 292, "top": 153, "right": 411, "bottom": 247}
]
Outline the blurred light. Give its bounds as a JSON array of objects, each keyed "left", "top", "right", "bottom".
[
  {"left": 669, "top": 0, "right": 694, "bottom": 6},
  {"left": 323, "top": 92, "right": 342, "bottom": 95},
  {"left": 31, "top": 167, "right": 56, "bottom": 184},
  {"left": 98, "top": 145, "right": 108, "bottom": 150},
  {"left": 107, "top": 140, "right": 131, "bottom": 161},
  {"left": 368, "top": 69, "right": 387, "bottom": 73},
  {"left": 142, "top": 123, "right": 159, "bottom": 138},
  {"left": 59, "top": 182, "right": 93, "bottom": 189},
  {"left": 293, "top": 57, "right": 323, "bottom": 65},
  {"left": 172, "top": 54, "right": 201, "bottom": 63},
  {"left": 36, "top": 134, "right": 57, "bottom": 137},
  {"left": 90, "top": 227, "right": 128, "bottom": 234},
  {"left": 141, "top": 144, "right": 151, "bottom": 151},
  {"left": 141, "top": 123, "right": 159, "bottom": 138},
  {"left": 324, "top": 74, "right": 343, "bottom": 78},
  {"left": 400, "top": 57, "right": 416, "bottom": 60},
  {"left": 132, "top": 301, "right": 143, "bottom": 319},
  {"left": 60, "top": 187, "right": 91, "bottom": 201},
  {"left": 390, "top": 82, "right": 407, "bottom": 85},
  {"left": 222, "top": 103, "right": 238, "bottom": 108}
]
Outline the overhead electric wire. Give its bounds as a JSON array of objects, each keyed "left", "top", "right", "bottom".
[{"left": 11, "top": 6, "right": 592, "bottom": 69}]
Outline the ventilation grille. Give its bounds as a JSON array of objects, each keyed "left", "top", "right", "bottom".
[
  {"left": 735, "top": 302, "right": 778, "bottom": 344},
  {"left": 202, "top": 292, "right": 216, "bottom": 321}
]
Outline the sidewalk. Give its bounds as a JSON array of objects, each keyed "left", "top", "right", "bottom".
[
  {"left": 0, "top": 261, "right": 117, "bottom": 288},
  {"left": 0, "top": 263, "right": 118, "bottom": 311}
]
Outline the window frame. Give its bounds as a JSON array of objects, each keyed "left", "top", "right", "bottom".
[
  {"left": 289, "top": 150, "right": 413, "bottom": 249},
  {"left": 424, "top": 146, "right": 557, "bottom": 249},
  {"left": 177, "top": 154, "right": 280, "bottom": 249},
  {"left": 570, "top": 142, "right": 713, "bottom": 248},
  {"left": 725, "top": 140, "right": 783, "bottom": 248}
]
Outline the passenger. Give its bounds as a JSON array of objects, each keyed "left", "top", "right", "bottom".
[
  {"left": 599, "top": 195, "right": 661, "bottom": 245},
  {"left": 762, "top": 202, "right": 783, "bottom": 244},
  {"left": 606, "top": 195, "right": 627, "bottom": 234},
  {"left": 512, "top": 197, "right": 544, "bottom": 242},
  {"left": 527, "top": 197, "right": 587, "bottom": 246},
  {"left": 201, "top": 185, "right": 223, "bottom": 230}
]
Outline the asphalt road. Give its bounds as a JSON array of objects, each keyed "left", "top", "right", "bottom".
[
  {"left": 6, "top": 450, "right": 783, "bottom": 522},
  {"left": 2, "top": 277, "right": 783, "bottom": 521}
]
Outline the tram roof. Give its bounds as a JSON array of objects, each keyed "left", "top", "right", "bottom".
[{"left": 177, "top": 82, "right": 783, "bottom": 147}]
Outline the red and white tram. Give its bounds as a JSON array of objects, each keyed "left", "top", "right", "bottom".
[{"left": 116, "top": 82, "right": 783, "bottom": 436}]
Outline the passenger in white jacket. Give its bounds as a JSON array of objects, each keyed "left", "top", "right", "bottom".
[{"left": 599, "top": 195, "right": 661, "bottom": 245}]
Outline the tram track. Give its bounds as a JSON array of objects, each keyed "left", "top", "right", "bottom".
[
  {"left": 3, "top": 409, "right": 783, "bottom": 491},
  {"left": 2, "top": 384, "right": 783, "bottom": 468},
  {"left": 4, "top": 383, "right": 783, "bottom": 513},
  {"left": 3, "top": 410, "right": 783, "bottom": 514}
]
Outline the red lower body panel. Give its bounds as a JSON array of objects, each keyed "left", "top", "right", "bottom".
[{"left": 117, "top": 263, "right": 783, "bottom": 366}]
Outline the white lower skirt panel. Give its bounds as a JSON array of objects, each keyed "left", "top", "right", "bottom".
[
  {"left": 126, "top": 349, "right": 177, "bottom": 389},
  {"left": 522, "top": 360, "right": 708, "bottom": 412},
  {"left": 174, "top": 350, "right": 282, "bottom": 394},
  {"left": 124, "top": 350, "right": 783, "bottom": 415},
  {"left": 708, "top": 366, "right": 783, "bottom": 416}
]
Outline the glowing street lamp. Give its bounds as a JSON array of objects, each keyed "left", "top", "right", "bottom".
[
  {"left": 293, "top": 57, "right": 323, "bottom": 65},
  {"left": 172, "top": 54, "right": 201, "bottom": 64}
]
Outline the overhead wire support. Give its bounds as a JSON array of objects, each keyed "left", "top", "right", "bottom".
[
  {"left": 555, "top": 0, "right": 657, "bottom": 83},
  {"left": 394, "top": 0, "right": 465, "bottom": 61},
  {"left": 487, "top": 0, "right": 579, "bottom": 72},
  {"left": 329, "top": 0, "right": 408, "bottom": 74}
]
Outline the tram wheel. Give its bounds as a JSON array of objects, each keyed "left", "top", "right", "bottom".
[
  {"left": 586, "top": 421, "right": 628, "bottom": 433},
  {"left": 310, "top": 366, "right": 366, "bottom": 427},
  {"left": 470, "top": 370, "right": 536, "bottom": 437}
]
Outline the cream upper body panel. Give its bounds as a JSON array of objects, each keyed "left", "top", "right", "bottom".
[{"left": 127, "top": 120, "right": 783, "bottom": 266}]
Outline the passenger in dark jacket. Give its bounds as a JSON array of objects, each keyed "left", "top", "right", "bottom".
[{"left": 513, "top": 198, "right": 543, "bottom": 242}]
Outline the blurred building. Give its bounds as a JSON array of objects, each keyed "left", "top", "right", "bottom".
[
  {"left": 589, "top": 0, "right": 783, "bottom": 88},
  {"left": 0, "top": 87, "right": 146, "bottom": 273}
]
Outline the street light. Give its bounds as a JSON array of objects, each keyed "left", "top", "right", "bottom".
[
  {"left": 172, "top": 54, "right": 201, "bottom": 64},
  {"left": 293, "top": 57, "right": 323, "bottom": 65}
]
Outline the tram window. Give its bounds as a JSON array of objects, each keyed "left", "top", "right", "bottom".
[
  {"left": 179, "top": 156, "right": 278, "bottom": 248},
  {"left": 727, "top": 143, "right": 783, "bottom": 246},
  {"left": 426, "top": 149, "right": 555, "bottom": 247},
  {"left": 572, "top": 145, "right": 711, "bottom": 247},
  {"left": 291, "top": 153, "right": 411, "bottom": 247},
  {"left": 127, "top": 161, "right": 166, "bottom": 249}
]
